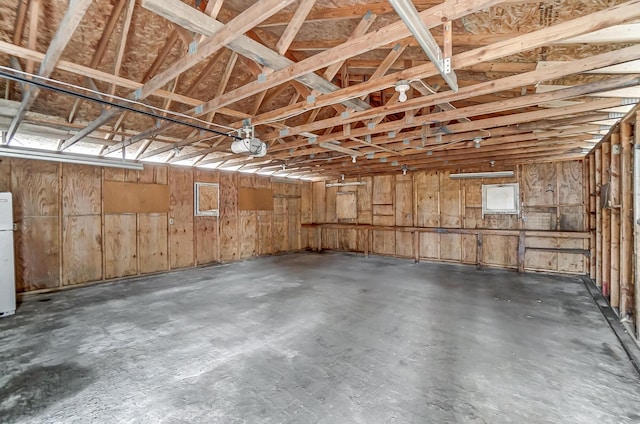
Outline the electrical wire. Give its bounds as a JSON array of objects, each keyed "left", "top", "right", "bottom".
[{"left": 0, "top": 67, "right": 242, "bottom": 138}]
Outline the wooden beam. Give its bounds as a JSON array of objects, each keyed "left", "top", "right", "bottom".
[
  {"left": 610, "top": 131, "right": 621, "bottom": 307},
  {"left": 6, "top": 0, "right": 30, "bottom": 99},
  {"left": 388, "top": 0, "right": 458, "bottom": 91},
  {"left": 323, "top": 11, "right": 377, "bottom": 81},
  {"left": 252, "top": 0, "right": 316, "bottom": 116},
  {"left": 148, "top": 0, "right": 369, "bottom": 111},
  {"left": 268, "top": 74, "right": 640, "bottom": 153},
  {"left": 141, "top": 31, "right": 180, "bottom": 83},
  {"left": 258, "top": 30, "right": 640, "bottom": 138},
  {"left": 620, "top": 122, "right": 633, "bottom": 316},
  {"left": 68, "top": 0, "right": 128, "bottom": 123},
  {"left": 275, "top": 0, "right": 316, "bottom": 55},
  {"left": 193, "top": 0, "right": 499, "bottom": 116},
  {"left": 138, "top": 0, "right": 297, "bottom": 99},
  {"left": 254, "top": 0, "right": 640, "bottom": 134},
  {"left": 62, "top": 0, "right": 288, "bottom": 151},
  {"left": 4, "top": 0, "right": 93, "bottom": 145},
  {"left": 102, "top": 0, "right": 136, "bottom": 137},
  {"left": 319, "top": 142, "right": 365, "bottom": 156},
  {"left": 25, "top": 0, "right": 41, "bottom": 76},
  {"left": 602, "top": 141, "right": 612, "bottom": 297}
]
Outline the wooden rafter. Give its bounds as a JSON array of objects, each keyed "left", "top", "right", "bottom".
[
  {"left": 254, "top": 3, "right": 640, "bottom": 142},
  {"left": 68, "top": 0, "right": 128, "bottom": 124},
  {"left": 3, "top": 0, "right": 93, "bottom": 145},
  {"left": 63, "top": 0, "right": 293, "bottom": 151},
  {"left": 181, "top": 0, "right": 500, "bottom": 120},
  {"left": 251, "top": 0, "right": 317, "bottom": 115}
]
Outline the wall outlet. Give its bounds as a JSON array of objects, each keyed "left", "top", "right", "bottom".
[
  {"left": 169, "top": 218, "right": 174, "bottom": 225},
  {"left": 13, "top": 223, "right": 17, "bottom": 230}
]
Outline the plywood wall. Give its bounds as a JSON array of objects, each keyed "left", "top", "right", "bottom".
[
  {"left": 0, "top": 159, "right": 305, "bottom": 293},
  {"left": 308, "top": 160, "right": 588, "bottom": 274}
]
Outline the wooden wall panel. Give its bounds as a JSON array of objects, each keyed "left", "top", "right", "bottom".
[
  {"left": 558, "top": 161, "right": 583, "bottom": 205},
  {"left": 169, "top": 168, "right": 194, "bottom": 269},
  {"left": 138, "top": 213, "right": 168, "bottom": 274},
  {"left": 312, "top": 181, "right": 326, "bottom": 222},
  {"left": 62, "top": 215, "right": 102, "bottom": 286},
  {"left": 419, "top": 233, "right": 439, "bottom": 259},
  {"left": 439, "top": 172, "right": 461, "bottom": 228},
  {"left": 256, "top": 176, "right": 273, "bottom": 255},
  {"left": 373, "top": 230, "right": 395, "bottom": 255},
  {"left": 0, "top": 158, "right": 10, "bottom": 192},
  {"left": 239, "top": 173, "right": 259, "bottom": 259},
  {"left": 483, "top": 235, "right": 518, "bottom": 268},
  {"left": 525, "top": 237, "right": 558, "bottom": 272},
  {"left": 240, "top": 210, "right": 258, "bottom": 258},
  {"left": 14, "top": 217, "right": 59, "bottom": 292},
  {"left": 62, "top": 164, "right": 101, "bottom": 216},
  {"left": 272, "top": 182, "right": 289, "bottom": 252},
  {"left": 357, "top": 177, "right": 373, "bottom": 225},
  {"left": 461, "top": 234, "right": 477, "bottom": 264},
  {"left": 300, "top": 182, "right": 312, "bottom": 249},
  {"left": 11, "top": 159, "right": 58, "bottom": 219},
  {"left": 373, "top": 175, "right": 393, "bottom": 205},
  {"left": 523, "top": 163, "right": 557, "bottom": 206},
  {"left": 336, "top": 192, "right": 357, "bottom": 220},
  {"left": 104, "top": 214, "right": 137, "bottom": 279},
  {"left": 395, "top": 175, "right": 413, "bottom": 226},
  {"left": 440, "top": 233, "right": 461, "bottom": 262},
  {"left": 395, "top": 175, "right": 413, "bottom": 257},
  {"left": 5, "top": 158, "right": 305, "bottom": 294},
  {"left": 325, "top": 185, "right": 337, "bottom": 223},
  {"left": 219, "top": 172, "right": 238, "bottom": 262},
  {"left": 415, "top": 171, "right": 439, "bottom": 227},
  {"left": 273, "top": 199, "right": 288, "bottom": 252},
  {"left": 196, "top": 217, "right": 218, "bottom": 264},
  {"left": 288, "top": 197, "right": 301, "bottom": 251}
]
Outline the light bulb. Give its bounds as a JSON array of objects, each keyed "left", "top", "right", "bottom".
[
  {"left": 351, "top": 156, "right": 356, "bottom": 163},
  {"left": 398, "top": 91, "right": 407, "bottom": 102}
]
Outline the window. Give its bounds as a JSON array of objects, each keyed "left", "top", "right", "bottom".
[
  {"left": 482, "top": 183, "right": 520, "bottom": 217},
  {"left": 194, "top": 182, "right": 219, "bottom": 216}
]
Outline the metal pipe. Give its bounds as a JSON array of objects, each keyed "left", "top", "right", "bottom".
[{"left": 0, "top": 70, "right": 242, "bottom": 140}]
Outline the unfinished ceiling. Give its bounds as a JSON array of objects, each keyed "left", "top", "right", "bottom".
[{"left": 0, "top": 0, "right": 638, "bottom": 179}]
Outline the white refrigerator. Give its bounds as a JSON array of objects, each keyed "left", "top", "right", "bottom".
[{"left": 0, "top": 192, "right": 15, "bottom": 317}]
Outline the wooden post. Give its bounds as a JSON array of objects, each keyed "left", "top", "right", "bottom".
[
  {"left": 595, "top": 147, "right": 602, "bottom": 288},
  {"left": 620, "top": 122, "right": 633, "bottom": 316},
  {"left": 602, "top": 141, "right": 611, "bottom": 297},
  {"left": 317, "top": 226, "right": 322, "bottom": 252},
  {"left": 518, "top": 230, "right": 525, "bottom": 273},
  {"left": 610, "top": 132, "right": 621, "bottom": 308},
  {"left": 364, "top": 228, "right": 369, "bottom": 258},
  {"left": 589, "top": 155, "right": 596, "bottom": 279},
  {"left": 634, "top": 111, "right": 640, "bottom": 339},
  {"left": 413, "top": 231, "right": 419, "bottom": 263},
  {"left": 476, "top": 232, "right": 483, "bottom": 270}
]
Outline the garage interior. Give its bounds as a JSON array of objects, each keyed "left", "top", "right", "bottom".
[{"left": 0, "top": 0, "right": 640, "bottom": 422}]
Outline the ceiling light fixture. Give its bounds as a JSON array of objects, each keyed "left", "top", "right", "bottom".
[
  {"left": 231, "top": 124, "right": 267, "bottom": 157},
  {"left": 352, "top": 156, "right": 357, "bottom": 163},
  {"left": 474, "top": 136, "right": 482, "bottom": 149},
  {"left": 395, "top": 80, "right": 411, "bottom": 102},
  {"left": 401, "top": 164, "right": 408, "bottom": 175}
]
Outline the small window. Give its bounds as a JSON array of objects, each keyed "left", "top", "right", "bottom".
[
  {"left": 482, "top": 183, "right": 519, "bottom": 217},
  {"left": 194, "top": 182, "right": 219, "bottom": 216}
]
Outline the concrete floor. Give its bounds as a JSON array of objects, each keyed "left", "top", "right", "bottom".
[{"left": 1, "top": 253, "right": 639, "bottom": 424}]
